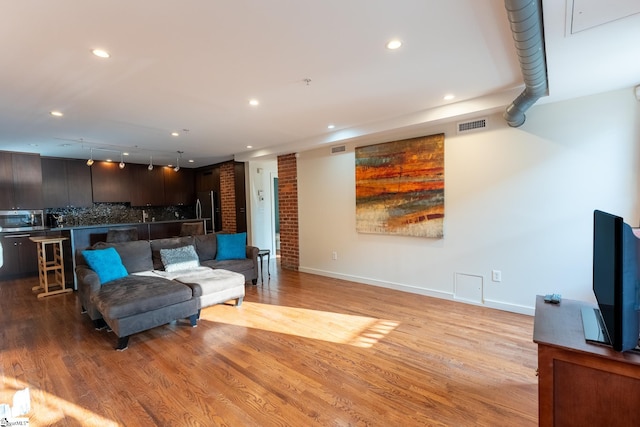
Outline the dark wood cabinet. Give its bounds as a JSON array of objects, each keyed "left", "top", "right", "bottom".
[
  {"left": 0, "top": 153, "right": 14, "bottom": 209},
  {"left": 0, "top": 231, "right": 45, "bottom": 279},
  {"left": 0, "top": 152, "right": 43, "bottom": 209},
  {"left": 130, "top": 164, "right": 165, "bottom": 207},
  {"left": 66, "top": 159, "right": 93, "bottom": 207},
  {"left": 533, "top": 295, "right": 640, "bottom": 426},
  {"left": 163, "top": 167, "right": 194, "bottom": 206},
  {"left": 42, "top": 158, "right": 92, "bottom": 208},
  {"left": 90, "top": 161, "right": 131, "bottom": 203},
  {"left": 195, "top": 167, "right": 220, "bottom": 194}
]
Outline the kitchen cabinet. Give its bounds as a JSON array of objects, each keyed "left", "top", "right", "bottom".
[
  {"left": 0, "top": 231, "right": 45, "bottom": 279},
  {"left": 130, "top": 163, "right": 165, "bottom": 207},
  {"left": 163, "top": 167, "right": 194, "bottom": 206},
  {"left": 41, "top": 158, "right": 93, "bottom": 208},
  {"left": 195, "top": 166, "right": 220, "bottom": 194},
  {"left": 91, "top": 161, "right": 131, "bottom": 203},
  {"left": 0, "top": 151, "right": 43, "bottom": 209}
]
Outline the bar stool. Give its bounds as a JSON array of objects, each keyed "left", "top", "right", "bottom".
[
  {"left": 257, "top": 249, "right": 270, "bottom": 283},
  {"left": 29, "top": 236, "right": 72, "bottom": 298}
]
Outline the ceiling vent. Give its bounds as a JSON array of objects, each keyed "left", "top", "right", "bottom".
[
  {"left": 330, "top": 145, "right": 346, "bottom": 154},
  {"left": 456, "top": 117, "right": 488, "bottom": 134}
]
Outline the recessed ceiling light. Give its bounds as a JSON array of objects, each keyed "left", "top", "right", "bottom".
[
  {"left": 50, "top": 110, "right": 63, "bottom": 117},
  {"left": 123, "top": 152, "right": 129, "bottom": 156},
  {"left": 386, "top": 40, "right": 402, "bottom": 50},
  {"left": 92, "top": 49, "right": 110, "bottom": 58},
  {"left": 188, "top": 159, "right": 194, "bottom": 163},
  {"left": 171, "top": 132, "right": 179, "bottom": 137},
  {"left": 327, "top": 124, "right": 335, "bottom": 129},
  {"left": 443, "top": 94, "right": 455, "bottom": 101},
  {"left": 246, "top": 145, "right": 253, "bottom": 149},
  {"left": 249, "top": 99, "right": 259, "bottom": 106}
]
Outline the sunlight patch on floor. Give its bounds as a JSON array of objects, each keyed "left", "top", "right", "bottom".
[
  {"left": 200, "top": 302, "right": 399, "bottom": 348},
  {"left": 1, "top": 377, "right": 119, "bottom": 427}
]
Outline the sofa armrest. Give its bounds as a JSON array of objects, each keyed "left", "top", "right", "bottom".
[
  {"left": 76, "top": 265, "right": 102, "bottom": 296},
  {"left": 75, "top": 265, "right": 104, "bottom": 320},
  {"left": 246, "top": 245, "right": 259, "bottom": 275}
]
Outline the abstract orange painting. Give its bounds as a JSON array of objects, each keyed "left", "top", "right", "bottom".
[{"left": 355, "top": 133, "right": 444, "bottom": 238}]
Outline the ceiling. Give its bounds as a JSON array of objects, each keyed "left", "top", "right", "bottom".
[{"left": 1, "top": 0, "right": 639, "bottom": 168}]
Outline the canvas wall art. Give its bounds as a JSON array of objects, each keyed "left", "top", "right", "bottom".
[{"left": 355, "top": 133, "right": 444, "bottom": 238}]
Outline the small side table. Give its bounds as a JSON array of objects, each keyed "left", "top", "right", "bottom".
[
  {"left": 257, "top": 249, "right": 271, "bottom": 283},
  {"left": 29, "top": 236, "right": 72, "bottom": 298}
]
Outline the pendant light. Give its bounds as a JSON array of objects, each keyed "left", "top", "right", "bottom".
[
  {"left": 148, "top": 156, "right": 154, "bottom": 171},
  {"left": 86, "top": 148, "right": 94, "bottom": 166},
  {"left": 119, "top": 152, "right": 125, "bottom": 169},
  {"left": 173, "top": 151, "right": 182, "bottom": 172}
]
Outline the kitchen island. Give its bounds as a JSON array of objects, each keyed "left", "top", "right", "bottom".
[{"left": 46, "top": 218, "right": 208, "bottom": 289}]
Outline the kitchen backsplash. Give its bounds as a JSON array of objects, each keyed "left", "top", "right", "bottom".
[{"left": 45, "top": 203, "right": 196, "bottom": 227}]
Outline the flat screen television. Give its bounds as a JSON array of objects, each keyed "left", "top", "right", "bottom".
[{"left": 583, "top": 210, "right": 640, "bottom": 352}]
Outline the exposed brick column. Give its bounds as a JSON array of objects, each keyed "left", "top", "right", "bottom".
[
  {"left": 220, "top": 161, "right": 236, "bottom": 233},
  {"left": 277, "top": 153, "right": 299, "bottom": 271}
]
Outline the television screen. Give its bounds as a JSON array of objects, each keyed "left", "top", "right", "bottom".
[{"left": 592, "top": 210, "right": 640, "bottom": 352}]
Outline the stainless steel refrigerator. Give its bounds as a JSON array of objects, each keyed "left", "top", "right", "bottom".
[{"left": 196, "top": 191, "right": 219, "bottom": 232}]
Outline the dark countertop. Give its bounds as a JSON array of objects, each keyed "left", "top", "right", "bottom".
[{"left": 0, "top": 218, "right": 209, "bottom": 234}]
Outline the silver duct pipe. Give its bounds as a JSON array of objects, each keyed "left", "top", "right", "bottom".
[{"left": 503, "top": 0, "right": 549, "bottom": 127}]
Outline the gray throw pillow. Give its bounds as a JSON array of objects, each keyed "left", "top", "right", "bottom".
[{"left": 160, "top": 245, "right": 200, "bottom": 272}]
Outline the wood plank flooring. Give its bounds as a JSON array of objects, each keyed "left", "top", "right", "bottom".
[{"left": 0, "top": 263, "right": 538, "bottom": 426}]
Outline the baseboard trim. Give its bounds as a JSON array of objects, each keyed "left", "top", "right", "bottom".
[{"left": 298, "top": 267, "right": 535, "bottom": 316}]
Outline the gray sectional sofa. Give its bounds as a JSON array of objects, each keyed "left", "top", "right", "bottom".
[{"left": 76, "top": 233, "right": 259, "bottom": 350}]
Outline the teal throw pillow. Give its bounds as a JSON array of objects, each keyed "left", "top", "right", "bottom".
[
  {"left": 160, "top": 245, "right": 200, "bottom": 272},
  {"left": 216, "top": 232, "right": 246, "bottom": 260},
  {"left": 82, "top": 247, "right": 128, "bottom": 285}
]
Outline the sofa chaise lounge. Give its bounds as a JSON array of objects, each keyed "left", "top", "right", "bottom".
[{"left": 76, "top": 233, "right": 258, "bottom": 350}]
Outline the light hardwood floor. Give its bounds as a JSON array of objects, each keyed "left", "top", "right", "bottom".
[{"left": 0, "top": 263, "right": 538, "bottom": 426}]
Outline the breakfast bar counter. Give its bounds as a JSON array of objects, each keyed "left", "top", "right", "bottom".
[{"left": 46, "top": 219, "right": 208, "bottom": 289}]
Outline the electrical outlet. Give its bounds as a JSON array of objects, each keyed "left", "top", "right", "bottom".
[
  {"left": 332, "top": 251, "right": 338, "bottom": 261},
  {"left": 492, "top": 270, "right": 502, "bottom": 282}
]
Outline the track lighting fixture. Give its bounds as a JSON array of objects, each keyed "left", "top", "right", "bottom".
[
  {"left": 148, "top": 156, "right": 154, "bottom": 171},
  {"left": 119, "top": 152, "right": 125, "bottom": 169},
  {"left": 86, "top": 148, "right": 94, "bottom": 166}
]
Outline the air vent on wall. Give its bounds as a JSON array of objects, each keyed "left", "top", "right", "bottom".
[
  {"left": 330, "top": 145, "right": 346, "bottom": 154},
  {"left": 457, "top": 117, "right": 488, "bottom": 134}
]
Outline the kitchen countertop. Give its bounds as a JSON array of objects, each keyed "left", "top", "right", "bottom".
[{"left": 0, "top": 218, "right": 209, "bottom": 234}]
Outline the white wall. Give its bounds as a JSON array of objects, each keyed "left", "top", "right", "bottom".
[{"left": 296, "top": 89, "right": 640, "bottom": 315}]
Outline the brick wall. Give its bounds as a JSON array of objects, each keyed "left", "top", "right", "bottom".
[
  {"left": 277, "top": 153, "right": 299, "bottom": 270},
  {"left": 219, "top": 161, "right": 236, "bottom": 233}
]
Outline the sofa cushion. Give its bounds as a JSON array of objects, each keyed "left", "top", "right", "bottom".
[
  {"left": 82, "top": 247, "right": 128, "bottom": 285},
  {"left": 150, "top": 236, "right": 195, "bottom": 270},
  {"left": 92, "top": 275, "right": 193, "bottom": 319},
  {"left": 93, "top": 240, "right": 153, "bottom": 274},
  {"left": 160, "top": 245, "right": 200, "bottom": 272},
  {"left": 174, "top": 268, "right": 245, "bottom": 299},
  {"left": 201, "top": 258, "right": 254, "bottom": 273},
  {"left": 194, "top": 233, "right": 217, "bottom": 262},
  {"left": 216, "top": 232, "right": 246, "bottom": 260}
]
